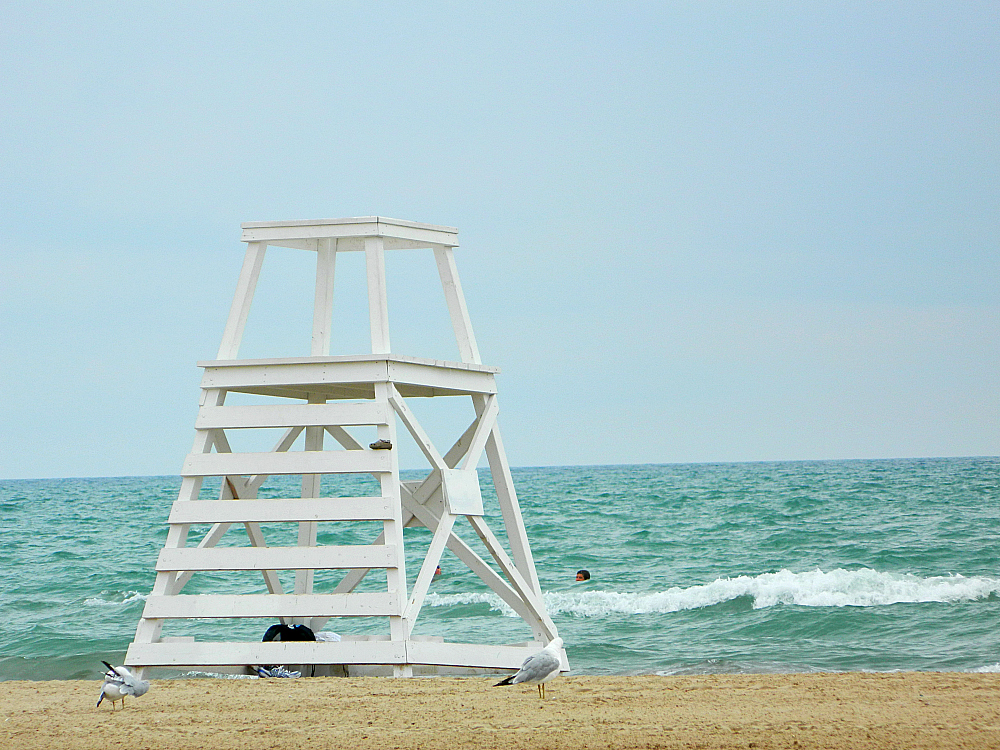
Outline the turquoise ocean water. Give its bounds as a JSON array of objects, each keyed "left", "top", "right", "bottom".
[{"left": 2, "top": 457, "right": 999, "bottom": 681}]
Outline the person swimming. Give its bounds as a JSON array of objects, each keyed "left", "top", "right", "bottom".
[{"left": 575, "top": 569, "right": 590, "bottom": 582}]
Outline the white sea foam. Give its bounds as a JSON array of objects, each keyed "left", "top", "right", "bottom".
[
  {"left": 970, "top": 663, "right": 1000, "bottom": 673},
  {"left": 423, "top": 592, "right": 514, "bottom": 615},
  {"left": 83, "top": 590, "right": 147, "bottom": 607},
  {"left": 426, "top": 569, "right": 1000, "bottom": 618}
]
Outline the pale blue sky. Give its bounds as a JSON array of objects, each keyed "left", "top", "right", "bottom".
[{"left": 1, "top": 2, "right": 997, "bottom": 479}]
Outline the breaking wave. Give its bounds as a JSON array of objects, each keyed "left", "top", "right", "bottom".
[{"left": 425, "top": 569, "right": 1000, "bottom": 618}]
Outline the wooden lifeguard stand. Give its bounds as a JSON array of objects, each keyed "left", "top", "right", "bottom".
[{"left": 126, "top": 217, "right": 564, "bottom": 677}]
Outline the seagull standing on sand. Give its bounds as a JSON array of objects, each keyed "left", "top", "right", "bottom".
[
  {"left": 97, "top": 661, "right": 150, "bottom": 710},
  {"left": 494, "top": 637, "right": 564, "bottom": 699}
]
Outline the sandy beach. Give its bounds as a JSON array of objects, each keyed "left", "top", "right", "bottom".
[{"left": 3, "top": 672, "right": 1000, "bottom": 749}]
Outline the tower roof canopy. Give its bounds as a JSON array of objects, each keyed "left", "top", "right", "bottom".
[{"left": 240, "top": 216, "right": 459, "bottom": 251}]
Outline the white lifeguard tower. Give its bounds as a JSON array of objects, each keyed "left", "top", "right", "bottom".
[{"left": 126, "top": 217, "right": 564, "bottom": 677}]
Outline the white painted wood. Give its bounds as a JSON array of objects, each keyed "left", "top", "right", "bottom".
[
  {"left": 440, "top": 469, "right": 485, "bottom": 516},
  {"left": 143, "top": 593, "right": 399, "bottom": 619},
  {"left": 240, "top": 216, "right": 458, "bottom": 249},
  {"left": 311, "top": 238, "right": 336, "bottom": 356},
  {"left": 267, "top": 425, "right": 305, "bottom": 457},
  {"left": 433, "top": 246, "right": 481, "bottom": 364},
  {"left": 386, "top": 359, "right": 498, "bottom": 396},
  {"left": 226, "top": 373, "right": 488, "bottom": 400},
  {"left": 406, "top": 471, "right": 445, "bottom": 510},
  {"left": 181, "top": 449, "right": 391, "bottom": 477},
  {"left": 130, "top": 217, "right": 561, "bottom": 676},
  {"left": 239, "top": 426, "right": 305, "bottom": 495},
  {"left": 399, "top": 413, "right": 480, "bottom": 509},
  {"left": 398, "top": 487, "right": 557, "bottom": 641},
  {"left": 444, "top": 415, "right": 480, "bottom": 468},
  {"left": 311, "top": 477, "right": 450, "bottom": 621},
  {"left": 126, "top": 639, "right": 548, "bottom": 671},
  {"left": 402, "top": 512, "right": 456, "bottom": 623},
  {"left": 217, "top": 242, "right": 266, "bottom": 359},
  {"left": 169, "top": 480, "right": 288, "bottom": 603},
  {"left": 401, "top": 480, "right": 444, "bottom": 526},
  {"left": 475, "top": 392, "right": 542, "bottom": 598},
  {"left": 156, "top": 545, "right": 398, "bottom": 572},
  {"left": 198, "top": 357, "right": 498, "bottom": 400},
  {"left": 225, "top": 475, "right": 288, "bottom": 604},
  {"left": 202, "top": 358, "right": 389, "bottom": 388},
  {"left": 162, "top": 445, "right": 239, "bottom": 599},
  {"left": 373, "top": 380, "right": 410, "bottom": 675},
  {"left": 302, "top": 399, "right": 326, "bottom": 477},
  {"left": 241, "top": 523, "right": 288, "bottom": 614},
  {"left": 203, "top": 353, "right": 497, "bottom": 373},
  {"left": 365, "top": 236, "right": 390, "bottom": 354},
  {"left": 167, "top": 497, "right": 395, "bottom": 524},
  {"left": 468, "top": 515, "right": 556, "bottom": 639},
  {"left": 167, "top": 522, "right": 233, "bottom": 596},
  {"left": 263, "top": 236, "right": 458, "bottom": 253},
  {"left": 388, "top": 388, "right": 447, "bottom": 470},
  {"left": 195, "top": 402, "right": 388, "bottom": 430},
  {"left": 459, "top": 394, "right": 498, "bottom": 470},
  {"left": 324, "top": 425, "right": 365, "bottom": 451},
  {"left": 209, "top": 427, "right": 235, "bottom": 457},
  {"left": 297, "top": 394, "right": 326, "bottom": 601},
  {"left": 132, "top": 393, "right": 227, "bottom": 648},
  {"left": 389, "top": 405, "right": 490, "bottom": 511},
  {"left": 324, "top": 526, "right": 387, "bottom": 598},
  {"left": 197, "top": 353, "right": 500, "bottom": 375},
  {"left": 126, "top": 639, "right": 408, "bottom": 667}
]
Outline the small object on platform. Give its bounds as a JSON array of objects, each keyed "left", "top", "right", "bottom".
[
  {"left": 370, "top": 439, "right": 393, "bottom": 450},
  {"left": 97, "top": 661, "right": 150, "bottom": 710},
  {"left": 252, "top": 623, "right": 312, "bottom": 678},
  {"left": 255, "top": 666, "right": 301, "bottom": 678},
  {"left": 262, "top": 623, "right": 316, "bottom": 642},
  {"left": 493, "top": 637, "right": 564, "bottom": 699}
]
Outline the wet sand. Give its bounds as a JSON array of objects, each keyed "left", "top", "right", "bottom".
[{"left": 4, "top": 672, "right": 1000, "bottom": 749}]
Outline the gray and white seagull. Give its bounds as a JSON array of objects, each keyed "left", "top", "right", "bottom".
[
  {"left": 97, "top": 661, "right": 150, "bottom": 710},
  {"left": 494, "top": 637, "right": 564, "bottom": 699}
]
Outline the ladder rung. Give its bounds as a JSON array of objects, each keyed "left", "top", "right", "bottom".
[
  {"left": 143, "top": 592, "right": 400, "bottom": 619},
  {"left": 181, "top": 450, "right": 392, "bottom": 477},
  {"left": 168, "top": 497, "right": 395, "bottom": 524},
  {"left": 195, "top": 402, "right": 389, "bottom": 429},
  {"left": 125, "top": 639, "right": 548, "bottom": 670},
  {"left": 156, "top": 544, "right": 398, "bottom": 572},
  {"left": 126, "top": 639, "right": 407, "bottom": 667}
]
